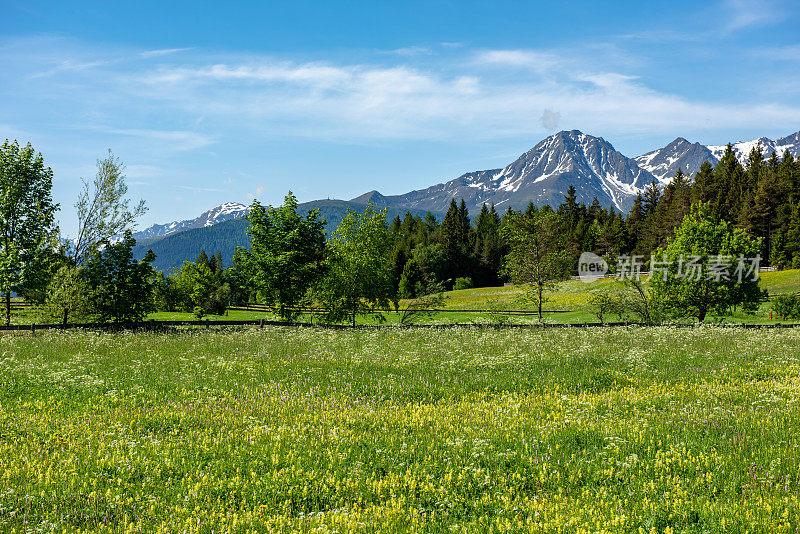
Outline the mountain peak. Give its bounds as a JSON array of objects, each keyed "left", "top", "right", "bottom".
[
  {"left": 637, "top": 130, "right": 800, "bottom": 183},
  {"left": 132, "top": 201, "right": 250, "bottom": 241},
  {"left": 350, "top": 190, "right": 389, "bottom": 206}
]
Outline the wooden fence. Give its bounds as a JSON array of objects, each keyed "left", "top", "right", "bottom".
[{"left": 1, "top": 319, "right": 799, "bottom": 332}]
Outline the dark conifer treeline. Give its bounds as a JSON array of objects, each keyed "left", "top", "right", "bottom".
[{"left": 387, "top": 144, "right": 800, "bottom": 292}]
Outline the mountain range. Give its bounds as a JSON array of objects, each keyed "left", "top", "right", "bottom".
[
  {"left": 131, "top": 201, "right": 250, "bottom": 241},
  {"left": 635, "top": 131, "right": 800, "bottom": 184},
  {"left": 132, "top": 200, "right": 432, "bottom": 273},
  {"left": 133, "top": 129, "right": 800, "bottom": 271}
]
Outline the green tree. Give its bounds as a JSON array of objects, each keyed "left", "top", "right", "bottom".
[
  {"left": 649, "top": 203, "right": 763, "bottom": 322},
  {"left": 83, "top": 231, "right": 156, "bottom": 323},
  {"left": 438, "top": 198, "right": 473, "bottom": 284},
  {"left": 473, "top": 203, "right": 505, "bottom": 286},
  {"left": 398, "top": 257, "right": 425, "bottom": 298},
  {"left": 72, "top": 150, "right": 147, "bottom": 265},
  {"left": 172, "top": 259, "right": 230, "bottom": 318},
  {"left": 320, "top": 205, "right": 395, "bottom": 326},
  {"left": 0, "top": 140, "right": 59, "bottom": 325},
  {"left": 239, "top": 192, "right": 325, "bottom": 321},
  {"left": 44, "top": 265, "right": 95, "bottom": 325},
  {"left": 502, "top": 210, "right": 573, "bottom": 321}
]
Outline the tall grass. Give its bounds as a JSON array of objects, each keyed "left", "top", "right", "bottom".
[{"left": 2, "top": 327, "right": 800, "bottom": 532}]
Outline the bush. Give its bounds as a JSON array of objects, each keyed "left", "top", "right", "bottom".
[
  {"left": 773, "top": 294, "right": 800, "bottom": 320},
  {"left": 453, "top": 277, "right": 474, "bottom": 291}
]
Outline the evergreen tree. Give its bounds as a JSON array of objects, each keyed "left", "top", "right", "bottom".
[
  {"left": 438, "top": 198, "right": 473, "bottom": 285},
  {"left": 473, "top": 203, "right": 504, "bottom": 286},
  {"left": 691, "top": 161, "right": 716, "bottom": 205},
  {"left": 196, "top": 250, "right": 209, "bottom": 267}
]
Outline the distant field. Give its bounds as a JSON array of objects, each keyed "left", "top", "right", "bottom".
[
  {"left": 149, "top": 268, "right": 800, "bottom": 325},
  {"left": 3, "top": 327, "right": 800, "bottom": 532},
  {"left": 7, "top": 269, "right": 800, "bottom": 326}
]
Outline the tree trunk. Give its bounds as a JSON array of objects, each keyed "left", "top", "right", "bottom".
[
  {"left": 63, "top": 308, "right": 69, "bottom": 326},
  {"left": 537, "top": 284, "right": 543, "bottom": 322},
  {"left": 4, "top": 291, "right": 9, "bottom": 326}
]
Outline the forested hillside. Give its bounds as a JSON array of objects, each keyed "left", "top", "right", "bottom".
[{"left": 134, "top": 199, "right": 436, "bottom": 272}]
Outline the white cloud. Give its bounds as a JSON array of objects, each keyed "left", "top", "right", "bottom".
[
  {"left": 723, "top": 0, "right": 783, "bottom": 31},
  {"left": 140, "top": 47, "right": 193, "bottom": 59},
  {"left": 176, "top": 185, "right": 227, "bottom": 193},
  {"left": 5, "top": 36, "right": 800, "bottom": 149},
  {"left": 103, "top": 128, "right": 214, "bottom": 151},
  {"left": 125, "top": 164, "right": 163, "bottom": 178},
  {"left": 391, "top": 46, "right": 431, "bottom": 57},
  {"left": 472, "top": 49, "right": 560, "bottom": 69},
  {"left": 751, "top": 44, "right": 800, "bottom": 60}
]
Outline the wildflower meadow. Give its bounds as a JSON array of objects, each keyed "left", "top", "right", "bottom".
[{"left": 2, "top": 326, "right": 800, "bottom": 532}]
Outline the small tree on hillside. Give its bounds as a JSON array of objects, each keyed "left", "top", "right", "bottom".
[
  {"left": 649, "top": 203, "right": 763, "bottom": 322},
  {"left": 320, "top": 205, "right": 395, "bottom": 326},
  {"left": 502, "top": 210, "right": 573, "bottom": 321}
]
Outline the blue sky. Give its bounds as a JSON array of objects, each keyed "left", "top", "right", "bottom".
[{"left": 2, "top": 0, "right": 800, "bottom": 237}]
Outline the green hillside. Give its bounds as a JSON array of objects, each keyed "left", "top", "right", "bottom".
[
  {"left": 428, "top": 269, "right": 800, "bottom": 323},
  {"left": 134, "top": 199, "right": 438, "bottom": 273}
]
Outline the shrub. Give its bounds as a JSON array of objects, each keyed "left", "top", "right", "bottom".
[
  {"left": 453, "top": 277, "right": 474, "bottom": 291},
  {"left": 773, "top": 294, "right": 800, "bottom": 320}
]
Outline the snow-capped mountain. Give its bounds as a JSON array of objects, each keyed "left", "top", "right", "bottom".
[
  {"left": 135, "top": 130, "right": 800, "bottom": 243},
  {"left": 637, "top": 131, "right": 800, "bottom": 182},
  {"left": 132, "top": 202, "right": 250, "bottom": 241},
  {"left": 353, "top": 130, "right": 655, "bottom": 213},
  {"left": 635, "top": 138, "right": 717, "bottom": 184},
  {"left": 707, "top": 131, "right": 800, "bottom": 165}
]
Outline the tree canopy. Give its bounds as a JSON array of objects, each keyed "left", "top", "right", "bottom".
[
  {"left": 320, "top": 204, "right": 395, "bottom": 326},
  {"left": 0, "top": 140, "right": 59, "bottom": 324},
  {"left": 238, "top": 192, "right": 326, "bottom": 321},
  {"left": 649, "top": 203, "right": 763, "bottom": 322}
]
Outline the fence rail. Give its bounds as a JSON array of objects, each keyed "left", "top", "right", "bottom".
[
  {"left": 228, "top": 305, "right": 572, "bottom": 315},
  {"left": 1, "top": 319, "right": 799, "bottom": 332}
]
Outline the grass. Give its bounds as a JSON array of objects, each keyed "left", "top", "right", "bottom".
[{"left": 3, "top": 326, "right": 800, "bottom": 532}]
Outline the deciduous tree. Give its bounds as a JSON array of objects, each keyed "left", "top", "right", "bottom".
[
  {"left": 649, "top": 203, "right": 763, "bottom": 322},
  {"left": 239, "top": 192, "right": 325, "bottom": 321},
  {"left": 0, "top": 140, "right": 59, "bottom": 324},
  {"left": 502, "top": 210, "right": 573, "bottom": 321},
  {"left": 83, "top": 231, "right": 156, "bottom": 323},
  {"left": 320, "top": 205, "right": 395, "bottom": 326},
  {"left": 73, "top": 150, "right": 146, "bottom": 265}
]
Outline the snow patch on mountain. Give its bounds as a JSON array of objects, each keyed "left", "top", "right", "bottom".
[{"left": 132, "top": 202, "right": 250, "bottom": 241}]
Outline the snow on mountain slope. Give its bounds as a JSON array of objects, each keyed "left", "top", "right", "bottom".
[
  {"left": 352, "top": 130, "right": 655, "bottom": 213},
  {"left": 136, "top": 130, "right": 800, "bottom": 242},
  {"left": 707, "top": 132, "right": 800, "bottom": 165},
  {"left": 132, "top": 202, "right": 250, "bottom": 241},
  {"left": 635, "top": 138, "right": 718, "bottom": 183},
  {"left": 637, "top": 131, "right": 800, "bottom": 183}
]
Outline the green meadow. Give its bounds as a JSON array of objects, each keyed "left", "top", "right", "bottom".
[{"left": 2, "top": 326, "right": 800, "bottom": 532}]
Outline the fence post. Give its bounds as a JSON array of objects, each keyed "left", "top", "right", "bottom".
[{"left": 259, "top": 319, "right": 264, "bottom": 329}]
